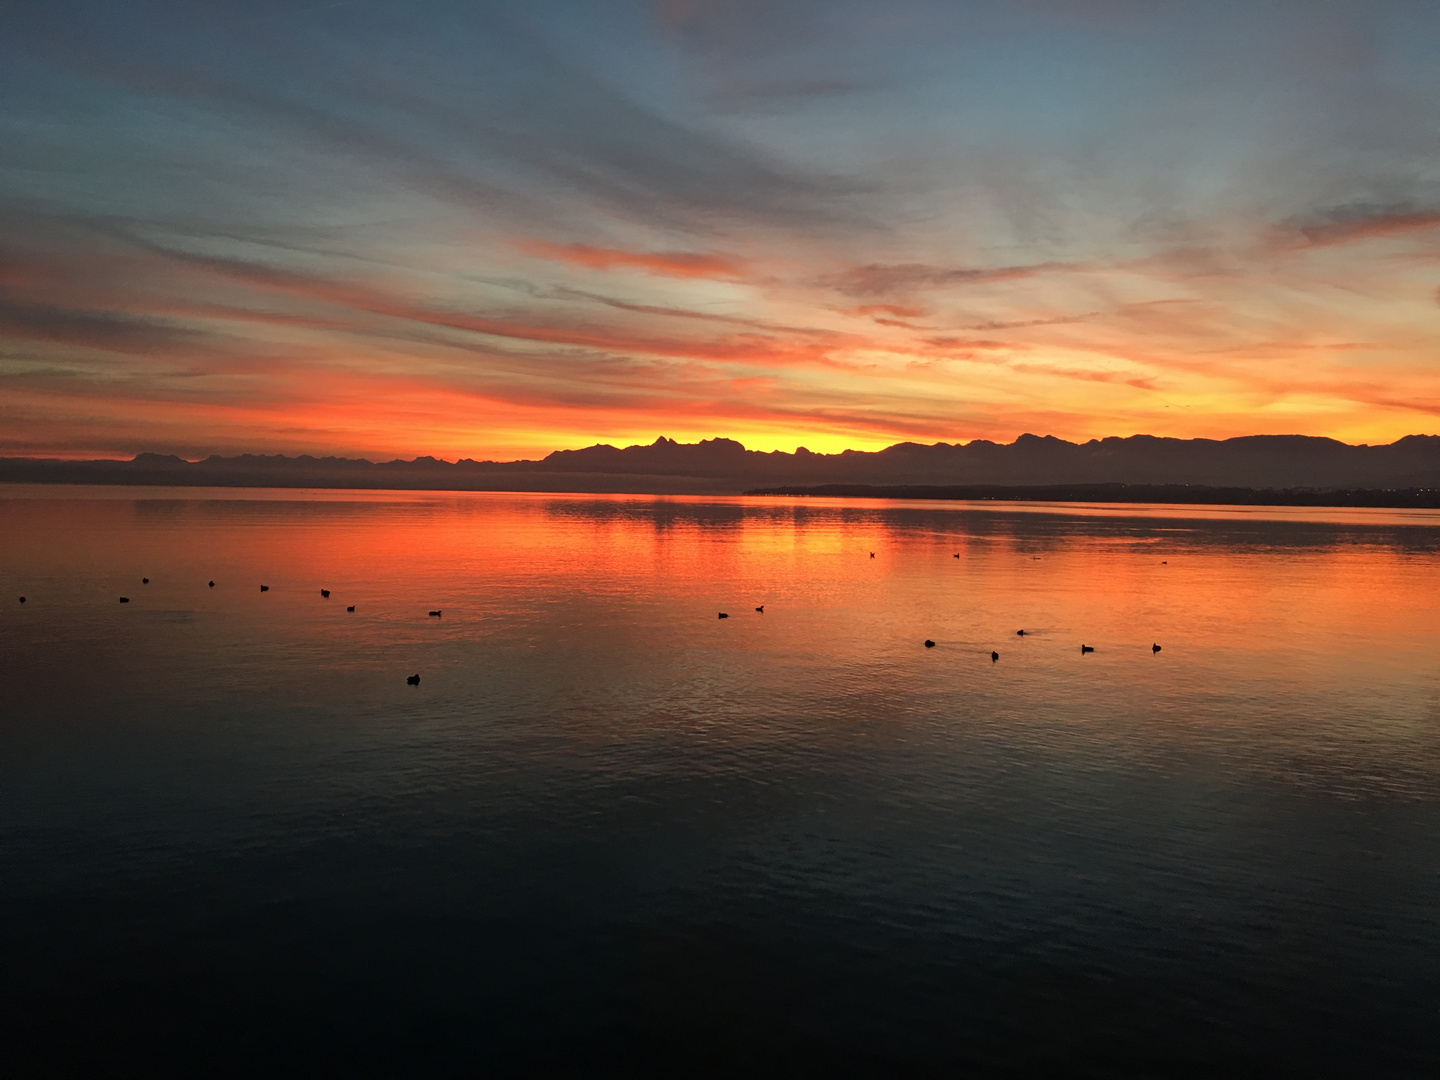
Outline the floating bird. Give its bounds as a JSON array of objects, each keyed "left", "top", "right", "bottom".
[
  {"left": 119, "top": 597, "right": 129, "bottom": 604},
  {"left": 320, "top": 589, "right": 330, "bottom": 598},
  {"left": 142, "top": 578, "right": 149, "bottom": 584},
  {"left": 1016, "top": 629, "right": 1026, "bottom": 636},
  {"left": 870, "top": 552, "right": 875, "bottom": 558},
  {"left": 755, "top": 605, "right": 764, "bottom": 613},
  {"left": 18, "top": 597, "right": 25, "bottom": 604},
  {"left": 260, "top": 585, "right": 269, "bottom": 592},
  {"left": 429, "top": 610, "right": 442, "bottom": 617},
  {"left": 208, "top": 581, "right": 214, "bottom": 588},
  {"left": 991, "top": 651, "right": 999, "bottom": 662},
  {"left": 1152, "top": 643, "right": 1162, "bottom": 654},
  {"left": 1081, "top": 644, "right": 1094, "bottom": 654},
  {"left": 953, "top": 553, "right": 960, "bottom": 558},
  {"left": 407, "top": 674, "right": 420, "bottom": 685},
  {"left": 924, "top": 639, "right": 935, "bottom": 648},
  {"left": 347, "top": 605, "right": 355, "bottom": 613},
  {"left": 1162, "top": 561, "right": 1167, "bottom": 564},
  {"left": 718, "top": 612, "right": 729, "bottom": 619}
]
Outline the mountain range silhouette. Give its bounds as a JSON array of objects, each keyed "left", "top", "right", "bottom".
[{"left": 5, "top": 434, "right": 1440, "bottom": 501}]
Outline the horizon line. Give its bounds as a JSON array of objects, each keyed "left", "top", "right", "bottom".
[{"left": 5, "top": 431, "right": 1440, "bottom": 467}]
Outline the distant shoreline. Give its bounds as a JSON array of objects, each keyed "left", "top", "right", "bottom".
[
  {"left": 742, "top": 483, "right": 1440, "bottom": 509},
  {"left": 7, "top": 432, "right": 1440, "bottom": 502}
]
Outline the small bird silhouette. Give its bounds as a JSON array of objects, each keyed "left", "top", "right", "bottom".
[
  {"left": 953, "top": 553, "right": 960, "bottom": 558},
  {"left": 208, "top": 581, "right": 215, "bottom": 588},
  {"left": 142, "top": 578, "right": 149, "bottom": 584},
  {"left": 428, "top": 610, "right": 442, "bottom": 617},
  {"left": 755, "top": 605, "right": 764, "bottom": 613},
  {"left": 260, "top": 585, "right": 269, "bottom": 592},
  {"left": 1081, "top": 644, "right": 1094, "bottom": 654},
  {"left": 718, "top": 612, "right": 729, "bottom": 619},
  {"left": 19, "top": 596, "right": 25, "bottom": 604},
  {"left": 119, "top": 597, "right": 129, "bottom": 603},
  {"left": 1152, "top": 643, "right": 1162, "bottom": 654},
  {"left": 869, "top": 552, "right": 875, "bottom": 558},
  {"left": 347, "top": 605, "right": 355, "bottom": 613},
  {"left": 924, "top": 639, "right": 935, "bottom": 648},
  {"left": 1016, "top": 629, "right": 1026, "bottom": 636},
  {"left": 320, "top": 589, "right": 330, "bottom": 598},
  {"left": 406, "top": 674, "right": 420, "bottom": 685},
  {"left": 991, "top": 651, "right": 999, "bottom": 662}
]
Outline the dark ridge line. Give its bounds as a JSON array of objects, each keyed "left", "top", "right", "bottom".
[
  {"left": 742, "top": 483, "right": 1440, "bottom": 509},
  {"left": 6, "top": 433, "right": 1440, "bottom": 494}
]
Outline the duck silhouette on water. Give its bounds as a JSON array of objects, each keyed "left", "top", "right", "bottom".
[
  {"left": 142, "top": 578, "right": 149, "bottom": 584},
  {"left": 260, "top": 585, "right": 269, "bottom": 592},
  {"left": 1016, "top": 629, "right": 1026, "bottom": 636},
  {"left": 429, "top": 610, "right": 442, "bottom": 617},
  {"left": 208, "top": 581, "right": 215, "bottom": 588},
  {"left": 347, "top": 605, "right": 355, "bottom": 613},
  {"left": 406, "top": 674, "right": 420, "bottom": 685},
  {"left": 320, "top": 589, "right": 330, "bottom": 598},
  {"left": 991, "top": 651, "right": 999, "bottom": 662},
  {"left": 718, "top": 612, "right": 729, "bottom": 619},
  {"left": 1153, "top": 643, "right": 1162, "bottom": 654},
  {"left": 1081, "top": 644, "right": 1094, "bottom": 654},
  {"left": 924, "top": 639, "right": 935, "bottom": 648},
  {"left": 119, "top": 597, "right": 129, "bottom": 603},
  {"left": 755, "top": 605, "right": 764, "bottom": 613},
  {"left": 18, "top": 597, "right": 25, "bottom": 604}
]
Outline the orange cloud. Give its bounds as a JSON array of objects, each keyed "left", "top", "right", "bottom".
[
  {"left": 515, "top": 240, "right": 747, "bottom": 279},
  {"left": 841, "top": 304, "right": 929, "bottom": 318},
  {"left": 1292, "top": 208, "right": 1440, "bottom": 248}
]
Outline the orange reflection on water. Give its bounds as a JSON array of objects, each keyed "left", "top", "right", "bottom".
[{"left": 4, "top": 486, "right": 1440, "bottom": 802}]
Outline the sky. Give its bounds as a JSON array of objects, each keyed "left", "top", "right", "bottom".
[{"left": 2, "top": 0, "right": 1439, "bottom": 461}]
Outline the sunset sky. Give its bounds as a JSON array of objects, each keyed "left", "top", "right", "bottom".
[{"left": 2, "top": 0, "right": 1438, "bottom": 460}]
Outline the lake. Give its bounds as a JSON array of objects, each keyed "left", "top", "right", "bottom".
[{"left": 3, "top": 486, "right": 1439, "bottom": 1076}]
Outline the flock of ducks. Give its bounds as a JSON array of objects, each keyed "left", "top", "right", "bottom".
[
  {"left": 720, "top": 550, "right": 1167, "bottom": 663},
  {"left": 15, "top": 576, "right": 444, "bottom": 686},
  {"left": 17, "top": 550, "right": 1165, "bottom": 684}
]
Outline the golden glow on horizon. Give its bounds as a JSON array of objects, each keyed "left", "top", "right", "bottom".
[{"left": 6, "top": 214, "right": 1438, "bottom": 461}]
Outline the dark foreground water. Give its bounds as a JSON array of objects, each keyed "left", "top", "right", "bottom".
[{"left": 3, "top": 486, "right": 1439, "bottom": 1076}]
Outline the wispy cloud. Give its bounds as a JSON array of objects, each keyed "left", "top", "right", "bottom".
[
  {"left": 823, "top": 261, "right": 1083, "bottom": 298},
  {"left": 1287, "top": 204, "right": 1440, "bottom": 249},
  {"left": 516, "top": 241, "right": 748, "bottom": 279}
]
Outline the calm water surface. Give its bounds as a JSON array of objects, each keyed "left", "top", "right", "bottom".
[{"left": 3, "top": 486, "right": 1439, "bottom": 1076}]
